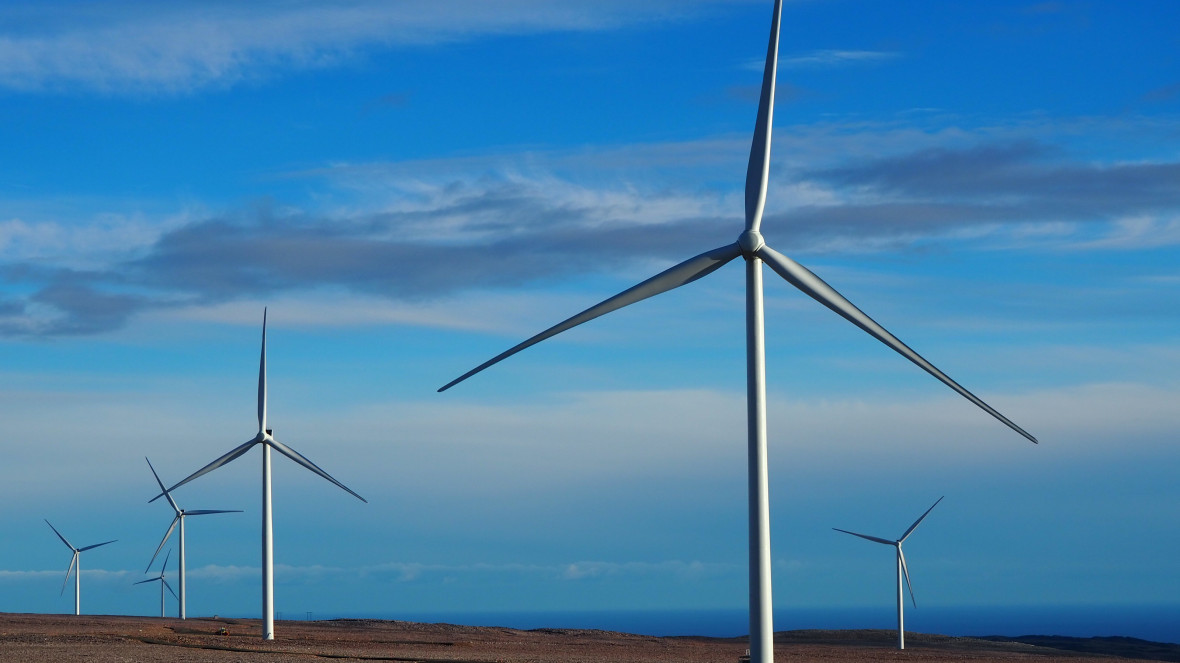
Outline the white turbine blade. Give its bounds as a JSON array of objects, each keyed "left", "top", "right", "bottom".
[
  {"left": 899, "top": 547, "right": 917, "bottom": 608},
  {"left": 163, "top": 579, "right": 179, "bottom": 600},
  {"left": 61, "top": 553, "right": 77, "bottom": 595},
  {"left": 184, "top": 509, "right": 242, "bottom": 516},
  {"left": 757, "top": 244, "right": 1038, "bottom": 444},
  {"left": 743, "top": 0, "right": 783, "bottom": 233},
  {"left": 146, "top": 516, "right": 179, "bottom": 572},
  {"left": 258, "top": 307, "right": 268, "bottom": 435},
  {"left": 45, "top": 520, "right": 76, "bottom": 552},
  {"left": 160, "top": 549, "right": 172, "bottom": 575},
  {"left": 267, "top": 437, "right": 367, "bottom": 503},
  {"left": 439, "top": 242, "right": 743, "bottom": 392},
  {"left": 832, "top": 527, "right": 894, "bottom": 546},
  {"left": 150, "top": 439, "right": 258, "bottom": 502},
  {"left": 78, "top": 539, "right": 116, "bottom": 552},
  {"left": 145, "top": 457, "right": 181, "bottom": 515},
  {"left": 133, "top": 577, "right": 158, "bottom": 586},
  {"left": 900, "top": 496, "right": 944, "bottom": 543}
]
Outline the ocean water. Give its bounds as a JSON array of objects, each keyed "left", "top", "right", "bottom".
[{"left": 326, "top": 605, "right": 1180, "bottom": 644}]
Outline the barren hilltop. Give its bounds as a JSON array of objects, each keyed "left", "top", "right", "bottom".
[{"left": 1, "top": 612, "right": 1177, "bottom": 662}]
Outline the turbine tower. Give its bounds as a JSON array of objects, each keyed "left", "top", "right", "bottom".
[
  {"left": 135, "top": 549, "right": 178, "bottom": 618},
  {"left": 45, "top": 520, "right": 116, "bottom": 616},
  {"left": 153, "top": 308, "right": 366, "bottom": 640},
  {"left": 437, "top": 2, "right": 1036, "bottom": 662},
  {"left": 834, "top": 496, "right": 944, "bottom": 650},
  {"left": 145, "top": 456, "right": 241, "bottom": 620}
]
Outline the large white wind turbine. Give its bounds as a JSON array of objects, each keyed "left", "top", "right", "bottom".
[
  {"left": 834, "top": 496, "right": 944, "bottom": 650},
  {"left": 437, "top": 2, "right": 1036, "bottom": 662},
  {"left": 135, "top": 549, "right": 178, "bottom": 618},
  {"left": 45, "top": 520, "right": 116, "bottom": 616},
  {"left": 145, "top": 456, "right": 241, "bottom": 620},
  {"left": 153, "top": 308, "right": 366, "bottom": 640}
]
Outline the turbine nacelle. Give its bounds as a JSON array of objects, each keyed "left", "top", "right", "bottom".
[{"left": 738, "top": 230, "right": 766, "bottom": 257}]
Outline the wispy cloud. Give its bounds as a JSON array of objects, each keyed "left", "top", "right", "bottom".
[
  {"left": 1064, "top": 214, "right": 1180, "bottom": 250},
  {"left": 776, "top": 49, "right": 901, "bottom": 68},
  {"left": 180, "top": 559, "right": 738, "bottom": 583},
  {"left": 801, "top": 140, "right": 1180, "bottom": 247},
  {"left": 0, "top": 0, "right": 761, "bottom": 94},
  {"left": 0, "top": 568, "right": 133, "bottom": 582}
]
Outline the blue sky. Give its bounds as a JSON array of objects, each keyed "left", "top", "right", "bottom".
[{"left": 1, "top": 0, "right": 1178, "bottom": 633}]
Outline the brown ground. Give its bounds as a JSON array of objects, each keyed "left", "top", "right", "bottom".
[{"left": 0, "top": 612, "right": 1163, "bottom": 662}]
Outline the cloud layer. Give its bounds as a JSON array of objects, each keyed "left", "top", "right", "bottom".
[
  {"left": 0, "top": 0, "right": 760, "bottom": 94},
  {"left": 2, "top": 115, "right": 1177, "bottom": 337}
]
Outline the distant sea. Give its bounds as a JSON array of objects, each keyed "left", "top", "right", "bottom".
[{"left": 321, "top": 605, "right": 1180, "bottom": 644}]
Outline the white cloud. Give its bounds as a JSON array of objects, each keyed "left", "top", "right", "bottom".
[
  {"left": 0, "top": 212, "right": 188, "bottom": 269},
  {"left": 776, "top": 49, "right": 901, "bottom": 68},
  {"left": 1065, "top": 214, "right": 1180, "bottom": 250},
  {"left": 0, "top": 0, "right": 762, "bottom": 94},
  {"left": 152, "top": 290, "right": 598, "bottom": 336},
  {"left": 172, "top": 559, "right": 737, "bottom": 583},
  {"left": 561, "top": 560, "right": 733, "bottom": 580}
]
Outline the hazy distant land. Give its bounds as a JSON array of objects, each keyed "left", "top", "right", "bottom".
[{"left": 2, "top": 612, "right": 1178, "bottom": 662}]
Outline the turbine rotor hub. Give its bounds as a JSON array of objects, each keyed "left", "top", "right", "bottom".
[{"left": 738, "top": 230, "right": 765, "bottom": 257}]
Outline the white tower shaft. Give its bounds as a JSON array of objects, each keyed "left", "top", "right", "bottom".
[
  {"left": 262, "top": 442, "right": 275, "bottom": 640},
  {"left": 747, "top": 257, "right": 774, "bottom": 663},
  {"left": 897, "top": 550, "right": 905, "bottom": 649},
  {"left": 179, "top": 517, "right": 186, "bottom": 619},
  {"left": 74, "top": 556, "right": 80, "bottom": 616}
]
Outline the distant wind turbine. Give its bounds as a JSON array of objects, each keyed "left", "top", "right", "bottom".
[
  {"left": 45, "top": 520, "right": 116, "bottom": 616},
  {"left": 834, "top": 496, "right": 944, "bottom": 650},
  {"left": 135, "top": 549, "right": 178, "bottom": 618},
  {"left": 145, "top": 456, "right": 241, "bottom": 620},
  {"left": 153, "top": 308, "right": 366, "bottom": 640},
  {"left": 437, "top": 1, "right": 1035, "bottom": 662}
]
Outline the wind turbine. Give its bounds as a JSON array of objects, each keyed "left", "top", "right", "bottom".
[
  {"left": 45, "top": 520, "right": 116, "bottom": 616},
  {"left": 152, "top": 308, "right": 366, "bottom": 640},
  {"left": 437, "top": 2, "right": 1036, "bottom": 662},
  {"left": 135, "top": 549, "right": 179, "bottom": 618},
  {"left": 834, "top": 496, "right": 944, "bottom": 650},
  {"left": 145, "top": 456, "right": 241, "bottom": 620}
]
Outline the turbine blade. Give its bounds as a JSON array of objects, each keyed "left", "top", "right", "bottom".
[
  {"left": 45, "top": 520, "right": 76, "bottom": 552},
  {"left": 267, "top": 437, "right": 367, "bottom": 503},
  {"left": 757, "top": 244, "right": 1038, "bottom": 444},
  {"left": 61, "top": 553, "right": 77, "bottom": 595},
  {"left": 184, "top": 509, "right": 243, "bottom": 516},
  {"left": 145, "top": 457, "right": 181, "bottom": 515},
  {"left": 832, "top": 527, "right": 894, "bottom": 546},
  {"left": 439, "top": 242, "right": 743, "bottom": 392},
  {"left": 900, "top": 496, "right": 944, "bottom": 543},
  {"left": 164, "top": 579, "right": 179, "bottom": 600},
  {"left": 161, "top": 549, "right": 171, "bottom": 575},
  {"left": 147, "top": 516, "right": 179, "bottom": 572},
  {"left": 78, "top": 539, "right": 116, "bottom": 552},
  {"left": 744, "top": 0, "right": 784, "bottom": 232},
  {"left": 151, "top": 439, "right": 258, "bottom": 501},
  {"left": 258, "top": 307, "right": 268, "bottom": 435},
  {"left": 133, "top": 577, "right": 157, "bottom": 586},
  {"left": 899, "top": 547, "right": 917, "bottom": 608}
]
